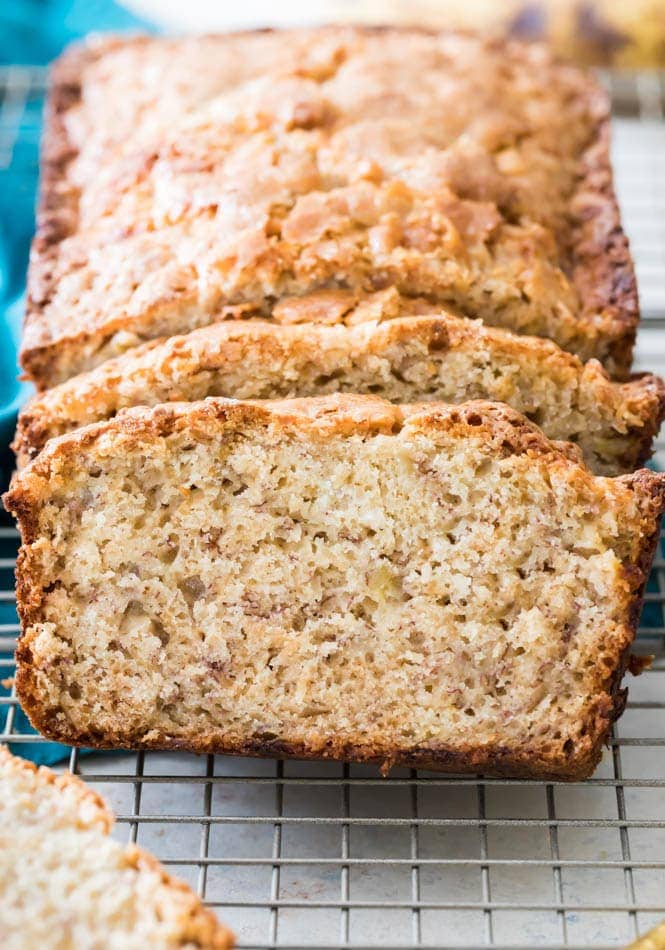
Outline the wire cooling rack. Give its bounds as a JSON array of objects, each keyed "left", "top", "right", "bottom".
[{"left": 2, "top": 66, "right": 665, "bottom": 950}]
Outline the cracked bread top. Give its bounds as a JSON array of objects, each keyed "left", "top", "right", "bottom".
[
  {"left": 23, "top": 26, "right": 637, "bottom": 387},
  {"left": 13, "top": 313, "right": 665, "bottom": 475}
]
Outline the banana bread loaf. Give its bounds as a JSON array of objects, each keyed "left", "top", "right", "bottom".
[
  {"left": 14, "top": 312, "right": 665, "bottom": 475},
  {"left": 22, "top": 26, "right": 637, "bottom": 388},
  {"left": 5, "top": 395, "right": 664, "bottom": 781},
  {"left": 0, "top": 745, "right": 233, "bottom": 949}
]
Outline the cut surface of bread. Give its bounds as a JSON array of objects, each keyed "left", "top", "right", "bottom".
[
  {"left": 14, "top": 314, "right": 665, "bottom": 475},
  {"left": 6, "top": 396, "right": 664, "bottom": 780},
  {"left": 0, "top": 745, "right": 233, "bottom": 949},
  {"left": 23, "top": 27, "right": 636, "bottom": 387}
]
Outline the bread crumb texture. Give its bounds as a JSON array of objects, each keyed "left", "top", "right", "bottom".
[
  {"left": 22, "top": 27, "right": 636, "bottom": 386},
  {"left": 14, "top": 315, "right": 665, "bottom": 474},
  {"left": 6, "top": 396, "right": 664, "bottom": 780},
  {"left": 0, "top": 746, "right": 233, "bottom": 949}
]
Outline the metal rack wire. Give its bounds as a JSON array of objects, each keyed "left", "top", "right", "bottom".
[{"left": 2, "top": 65, "right": 665, "bottom": 950}]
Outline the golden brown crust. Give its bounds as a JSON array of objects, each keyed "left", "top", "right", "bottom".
[
  {"left": 13, "top": 315, "right": 665, "bottom": 474},
  {"left": 603, "top": 466, "right": 665, "bottom": 744},
  {"left": 5, "top": 396, "right": 665, "bottom": 781},
  {"left": 569, "top": 99, "right": 639, "bottom": 377},
  {"left": 0, "top": 743, "right": 112, "bottom": 832},
  {"left": 23, "top": 40, "right": 95, "bottom": 378},
  {"left": 628, "top": 373, "right": 665, "bottom": 470},
  {"left": 21, "top": 27, "right": 638, "bottom": 387},
  {"left": 119, "top": 847, "right": 233, "bottom": 949},
  {"left": 0, "top": 745, "right": 234, "bottom": 948},
  {"left": 23, "top": 36, "right": 138, "bottom": 388},
  {"left": 2, "top": 726, "right": 607, "bottom": 783},
  {"left": 5, "top": 394, "right": 605, "bottom": 495}
]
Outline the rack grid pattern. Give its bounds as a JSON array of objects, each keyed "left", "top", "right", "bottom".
[{"left": 2, "top": 65, "right": 665, "bottom": 950}]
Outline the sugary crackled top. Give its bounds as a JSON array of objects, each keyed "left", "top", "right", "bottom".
[{"left": 24, "top": 27, "right": 635, "bottom": 384}]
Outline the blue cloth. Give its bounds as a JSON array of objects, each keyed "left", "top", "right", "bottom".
[
  {"left": 0, "top": 1, "right": 156, "bottom": 445},
  {"left": 0, "top": 0, "right": 153, "bottom": 65},
  {"left": 1, "top": 1, "right": 155, "bottom": 765},
  {"left": 0, "top": 0, "right": 155, "bottom": 445}
]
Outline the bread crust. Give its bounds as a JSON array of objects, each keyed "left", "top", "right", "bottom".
[
  {"left": 0, "top": 743, "right": 112, "bottom": 832},
  {"left": 13, "top": 314, "right": 665, "bottom": 474},
  {"left": 0, "top": 746, "right": 234, "bottom": 948},
  {"left": 21, "top": 27, "right": 638, "bottom": 387},
  {"left": 6, "top": 396, "right": 665, "bottom": 781},
  {"left": 569, "top": 104, "right": 639, "bottom": 377}
]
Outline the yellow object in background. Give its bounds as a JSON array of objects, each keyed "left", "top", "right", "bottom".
[
  {"left": 336, "top": 0, "right": 665, "bottom": 67},
  {"left": 629, "top": 922, "right": 665, "bottom": 949},
  {"left": 123, "top": 0, "right": 665, "bottom": 66}
]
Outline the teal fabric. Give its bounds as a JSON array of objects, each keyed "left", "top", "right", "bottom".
[
  {"left": 0, "top": 1, "right": 152, "bottom": 65},
  {"left": 0, "top": 299, "right": 30, "bottom": 453},
  {"left": 1, "top": 1, "right": 154, "bottom": 765},
  {"left": 0, "top": 1, "right": 155, "bottom": 447}
]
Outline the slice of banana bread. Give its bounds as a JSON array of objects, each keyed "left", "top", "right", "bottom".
[
  {"left": 0, "top": 746, "right": 233, "bottom": 949},
  {"left": 6, "top": 396, "right": 664, "bottom": 780},
  {"left": 22, "top": 27, "right": 636, "bottom": 387},
  {"left": 14, "top": 313, "right": 665, "bottom": 475}
]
